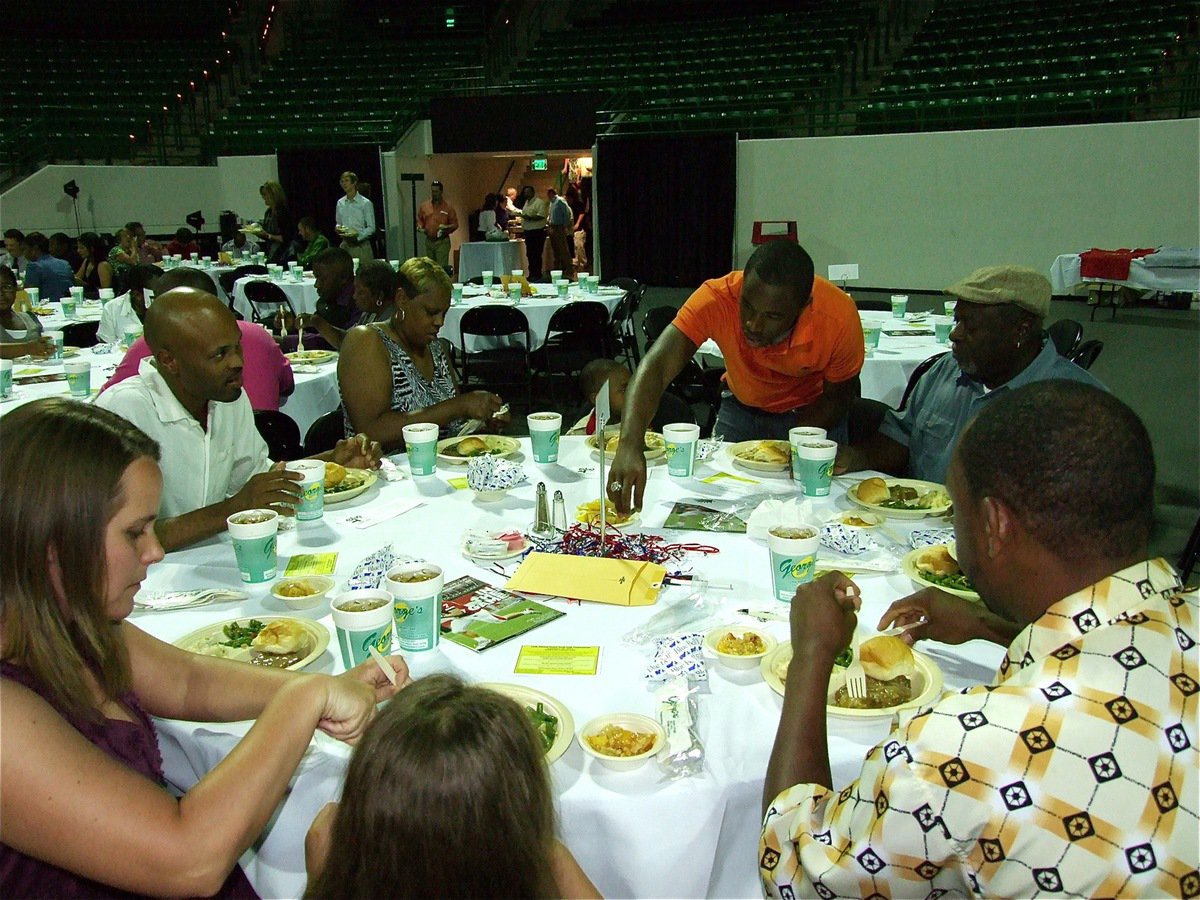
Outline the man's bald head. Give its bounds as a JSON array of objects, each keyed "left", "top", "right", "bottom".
[
  {"left": 144, "top": 287, "right": 234, "bottom": 354},
  {"left": 154, "top": 265, "right": 219, "bottom": 297},
  {"left": 144, "top": 287, "right": 246, "bottom": 410}
]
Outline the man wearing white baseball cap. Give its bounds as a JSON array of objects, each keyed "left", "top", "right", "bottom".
[{"left": 836, "top": 265, "right": 1106, "bottom": 483}]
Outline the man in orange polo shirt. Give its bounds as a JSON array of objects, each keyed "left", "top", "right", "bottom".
[{"left": 608, "top": 241, "right": 863, "bottom": 514}]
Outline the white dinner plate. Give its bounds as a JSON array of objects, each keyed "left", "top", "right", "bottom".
[
  {"left": 901, "top": 545, "right": 981, "bottom": 602},
  {"left": 436, "top": 435, "right": 520, "bottom": 464},
  {"left": 286, "top": 349, "right": 338, "bottom": 365},
  {"left": 847, "top": 477, "right": 952, "bottom": 519},
  {"left": 586, "top": 430, "right": 665, "bottom": 460},
  {"left": 174, "top": 616, "right": 329, "bottom": 671},
  {"left": 478, "top": 682, "right": 574, "bottom": 763},
  {"left": 761, "top": 640, "right": 944, "bottom": 718},
  {"left": 323, "top": 468, "right": 377, "bottom": 504},
  {"left": 729, "top": 440, "right": 791, "bottom": 473}
]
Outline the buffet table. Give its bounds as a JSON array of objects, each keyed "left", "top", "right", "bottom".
[
  {"left": 698, "top": 310, "right": 950, "bottom": 407},
  {"left": 131, "top": 436, "right": 1001, "bottom": 899},
  {"left": 457, "top": 239, "right": 528, "bottom": 282},
  {"left": 1049, "top": 249, "right": 1200, "bottom": 295}
]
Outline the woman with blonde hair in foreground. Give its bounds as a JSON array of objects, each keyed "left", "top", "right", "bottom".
[
  {"left": 304, "top": 674, "right": 600, "bottom": 899},
  {"left": 0, "top": 398, "right": 409, "bottom": 897}
]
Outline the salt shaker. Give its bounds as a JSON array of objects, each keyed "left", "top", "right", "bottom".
[
  {"left": 552, "top": 490, "right": 567, "bottom": 532},
  {"left": 532, "top": 482, "right": 553, "bottom": 538}
]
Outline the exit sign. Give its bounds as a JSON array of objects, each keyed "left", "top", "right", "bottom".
[{"left": 531, "top": 157, "right": 548, "bottom": 171}]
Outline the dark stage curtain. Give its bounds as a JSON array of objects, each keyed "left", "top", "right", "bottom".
[
  {"left": 596, "top": 135, "right": 735, "bottom": 287},
  {"left": 276, "top": 147, "right": 383, "bottom": 251}
]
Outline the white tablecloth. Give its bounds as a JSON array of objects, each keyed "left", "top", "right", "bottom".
[
  {"left": 442, "top": 284, "right": 625, "bottom": 352},
  {"left": 458, "top": 239, "right": 528, "bottom": 282},
  {"left": 2, "top": 305, "right": 340, "bottom": 436},
  {"left": 1049, "top": 252, "right": 1200, "bottom": 295},
  {"left": 232, "top": 275, "right": 319, "bottom": 321},
  {"left": 698, "top": 311, "right": 949, "bottom": 407},
  {"left": 132, "top": 436, "right": 1001, "bottom": 899}
]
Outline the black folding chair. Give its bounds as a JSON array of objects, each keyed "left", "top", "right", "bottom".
[
  {"left": 1070, "top": 339, "right": 1104, "bottom": 370},
  {"left": 304, "top": 409, "right": 346, "bottom": 456},
  {"left": 457, "top": 305, "right": 533, "bottom": 407},
  {"left": 253, "top": 410, "right": 302, "bottom": 460},
  {"left": 242, "top": 279, "right": 296, "bottom": 327},
  {"left": 532, "top": 301, "right": 614, "bottom": 407},
  {"left": 899, "top": 352, "right": 949, "bottom": 411},
  {"left": 605, "top": 277, "right": 645, "bottom": 366},
  {"left": 63, "top": 319, "right": 101, "bottom": 348},
  {"left": 220, "top": 263, "right": 267, "bottom": 301},
  {"left": 1047, "top": 319, "right": 1083, "bottom": 357}
]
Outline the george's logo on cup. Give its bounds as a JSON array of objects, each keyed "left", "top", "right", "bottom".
[
  {"left": 392, "top": 600, "right": 424, "bottom": 623},
  {"left": 360, "top": 630, "right": 391, "bottom": 654},
  {"left": 818, "top": 461, "right": 834, "bottom": 479},
  {"left": 778, "top": 556, "right": 815, "bottom": 581}
]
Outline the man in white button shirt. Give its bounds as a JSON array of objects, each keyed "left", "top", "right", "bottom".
[
  {"left": 97, "top": 265, "right": 158, "bottom": 345},
  {"left": 97, "top": 287, "right": 380, "bottom": 550},
  {"left": 335, "top": 171, "right": 376, "bottom": 262}
]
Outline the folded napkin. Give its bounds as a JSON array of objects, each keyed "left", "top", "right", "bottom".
[
  {"left": 745, "top": 497, "right": 815, "bottom": 541},
  {"left": 134, "top": 588, "right": 248, "bottom": 611},
  {"left": 378, "top": 457, "right": 407, "bottom": 482}
]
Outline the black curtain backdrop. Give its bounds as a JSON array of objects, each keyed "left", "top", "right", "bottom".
[
  {"left": 277, "top": 147, "right": 383, "bottom": 250},
  {"left": 597, "top": 135, "right": 736, "bottom": 287}
]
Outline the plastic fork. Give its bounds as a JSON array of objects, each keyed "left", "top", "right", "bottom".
[{"left": 843, "top": 633, "right": 868, "bottom": 701}]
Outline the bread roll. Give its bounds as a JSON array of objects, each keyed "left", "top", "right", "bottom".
[
  {"left": 857, "top": 477, "right": 890, "bottom": 504},
  {"left": 251, "top": 619, "right": 309, "bottom": 655},
  {"left": 456, "top": 436, "right": 488, "bottom": 456},
  {"left": 858, "top": 635, "right": 915, "bottom": 682},
  {"left": 917, "top": 545, "right": 959, "bottom": 577},
  {"left": 324, "top": 462, "right": 346, "bottom": 488}
]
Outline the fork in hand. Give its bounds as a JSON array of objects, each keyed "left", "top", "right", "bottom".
[{"left": 842, "top": 632, "right": 868, "bottom": 701}]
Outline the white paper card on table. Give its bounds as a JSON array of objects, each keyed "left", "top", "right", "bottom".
[{"left": 340, "top": 498, "right": 423, "bottom": 529}]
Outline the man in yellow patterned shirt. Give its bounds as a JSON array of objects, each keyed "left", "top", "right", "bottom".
[{"left": 762, "top": 380, "right": 1197, "bottom": 898}]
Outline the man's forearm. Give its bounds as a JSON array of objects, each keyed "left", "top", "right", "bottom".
[
  {"left": 763, "top": 647, "right": 836, "bottom": 815},
  {"left": 155, "top": 498, "right": 236, "bottom": 552},
  {"left": 619, "top": 364, "right": 668, "bottom": 440}
]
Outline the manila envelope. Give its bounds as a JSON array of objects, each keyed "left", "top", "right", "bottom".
[{"left": 506, "top": 552, "right": 664, "bottom": 607}]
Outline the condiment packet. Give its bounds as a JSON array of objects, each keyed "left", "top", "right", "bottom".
[
  {"left": 644, "top": 633, "right": 708, "bottom": 683},
  {"left": 346, "top": 543, "right": 416, "bottom": 590},
  {"left": 462, "top": 525, "right": 527, "bottom": 558},
  {"left": 91, "top": 343, "right": 118, "bottom": 354},
  {"left": 910, "top": 528, "right": 955, "bottom": 549},
  {"left": 656, "top": 678, "right": 705, "bottom": 779},
  {"left": 820, "top": 522, "right": 878, "bottom": 556},
  {"left": 466, "top": 456, "right": 526, "bottom": 492}
]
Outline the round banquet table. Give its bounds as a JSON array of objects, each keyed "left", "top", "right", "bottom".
[
  {"left": 231, "top": 274, "right": 320, "bottom": 321},
  {"left": 131, "top": 436, "right": 1003, "bottom": 899},
  {"left": 0, "top": 303, "right": 341, "bottom": 436},
  {"left": 442, "top": 283, "right": 625, "bottom": 352},
  {"left": 698, "top": 310, "right": 951, "bottom": 407}
]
